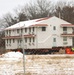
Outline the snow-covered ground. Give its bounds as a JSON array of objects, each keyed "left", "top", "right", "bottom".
[{"left": 0, "top": 52, "right": 74, "bottom": 75}]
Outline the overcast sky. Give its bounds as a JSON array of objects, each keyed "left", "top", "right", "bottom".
[
  {"left": 0, "top": 0, "right": 73, "bottom": 18},
  {"left": 0, "top": 0, "right": 31, "bottom": 17}
]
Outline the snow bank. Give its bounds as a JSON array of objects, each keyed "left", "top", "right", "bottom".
[{"left": 2, "top": 52, "right": 23, "bottom": 58}]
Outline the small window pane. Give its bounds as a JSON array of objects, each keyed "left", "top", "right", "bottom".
[
  {"left": 21, "top": 29, "right": 23, "bottom": 33},
  {"left": 33, "top": 27, "right": 34, "bottom": 31},
  {"left": 9, "top": 39, "right": 11, "bottom": 43},
  {"left": 6, "top": 30, "right": 8, "bottom": 34},
  {"left": 33, "top": 37, "right": 35, "bottom": 42},
  {"left": 29, "top": 38, "right": 31, "bottom": 42},
  {"left": 7, "top": 39, "right": 8, "bottom": 43},
  {"left": 53, "top": 38, "right": 56, "bottom": 42},
  {"left": 13, "top": 39, "right": 15, "bottom": 43},
  {"left": 53, "top": 26, "right": 56, "bottom": 30},
  {"left": 25, "top": 28, "right": 27, "bottom": 32},
  {"left": 29, "top": 28, "right": 31, "bottom": 32},
  {"left": 63, "top": 27, "right": 67, "bottom": 31},
  {"left": 25, "top": 38, "right": 27, "bottom": 43},
  {"left": 17, "top": 29, "right": 19, "bottom": 33},
  {"left": 63, "top": 37, "right": 67, "bottom": 41},
  {"left": 42, "top": 27, "right": 46, "bottom": 31}
]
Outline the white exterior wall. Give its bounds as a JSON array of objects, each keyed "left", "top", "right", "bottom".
[{"left": 36, "top": 16, "right": 73, "bottom": 48}]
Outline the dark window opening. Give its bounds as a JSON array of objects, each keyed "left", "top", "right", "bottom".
[
  {"left": 53, "top": 38, "right": 56, "bottom": 42},
  {"left": 53, "top": 26, "right": 56, "bottom": 30},
  {"left": 33, "top": 27, "right": 34, "bottom": 31},
  {"left": 29, "top": 28, "right": 31, "bottom": 32},
  {"left": 13, "top": 39, "right": 15, "bottom": 43},
  {"left": 33, "top": 37, "right": 35, "bottom": 42},
  {"left": 25, "top": 28, "right": 27, "bottom": 32},
  {"left": 25, "top": 38, "right": 27, "bottom": 43},
  {"left": 63, "top": 27, "right": 67, "bottom": 31},
  {"left": 42, "top": 27, "right": 46, "bottom": 31},
  {"left": 29, "top": 38, "right": 31, "bottom": 42},
  {"left": 17, "top": 29, "right": 19, "bottom": 33},
  {"left": 21, "top": 29, "right": 23, "bottom": 33}
]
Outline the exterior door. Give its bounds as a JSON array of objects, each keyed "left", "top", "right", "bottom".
[{"left": 53, "top": 38, "right": 57, "bottom": 47}]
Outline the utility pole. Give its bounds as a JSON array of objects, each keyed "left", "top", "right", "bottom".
[
  {"left": 17, "top": 17, "right": 25, "bottom": 75},
  {"left": 21, "top": 29, "right": 25, "bottom": 75}
]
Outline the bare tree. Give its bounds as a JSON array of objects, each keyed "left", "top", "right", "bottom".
[
  {"left": 27, "top": 0, "right": 52, "bottom": 19},
  {"left": 14, "top": 5, "right": 28, "bottom": 21},
  {"left": 3, "top": 13, "right": 17, "bottom": 27}
]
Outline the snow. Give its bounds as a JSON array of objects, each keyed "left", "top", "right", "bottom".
[
  {"left": 2, "top": 52, "right": 23, "bottom": 58},
  {"left": 0, "top": 52, "right": 23, "bottom": 61},
  {"left": 0, "top": 52, "right": 23, "bottom": 75},
  {"left": 0, "top": 53, "right": 74, "bottom": 75},
  {"left": 5, "top": 18, "right": 42, "bottom": 30}
]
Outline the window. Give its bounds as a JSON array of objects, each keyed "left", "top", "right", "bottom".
[
  {"left": 17, "top": 29, "right": 19, "bottom": 33},
  {"left": 33, "top": 27, "right": 34, "bottom": 32},
  {"left": 9, "top": 30, "right": 11, "bottom": 36},
  {"left": 53, "top": 38, "right": 56, "bottom": 42},
  {"left": 29, "top": 28, "right": 31, "bottom": 32},
  {"left": 25, "top": 28, "right": 27, "bottom": 32},
  {"left": 42, "top": 27, "right": 46, "bottom": 31},
  {"left": 20, "top": 39, "right": 22, "bottom": 43},
  {"left": 63, "top": 27, "right": 67, "bottom": 34},
  {"left": 7, "top": 39, "right": 8, "bottom": 43},
  {"left": 13, "top": 30, "right": 14, "bottom": 32},
  {"left": 33, "top": 37, "right": 35, "bottom": 42},
  {"left": 53, "top": 26, "right": 56, "bottom": 30},
  {"left": 18, "top": 39, "right": 21, "bottom": 43},
  {"left": 21, "top": 29, "right": 23, "bottom": 33},
  {"left": 6, "top": 30, "right": 8, "bottom": 35},
  {"left": 13, "top": 39, "right": 15, "bottom": 43},
  {"left": 63, "top": 37, "right": 67, "bottom": 45},
  {"left": 9, "top": 39, "right": 11, "bottom": 44},
  {"left": 25, "top": 38, "right": 27, "bottom": 43},
  {"left": 63, "top": 37, "right": 67, "bottom": 41},
  {"left": 29, "top": 38, "right": 31, "bottom": 42},
  {"left": 63, "top": 27, "right": 67, "bottom": 31}
]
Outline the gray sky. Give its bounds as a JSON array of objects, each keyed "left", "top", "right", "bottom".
[
  {"left": 0, "top": 0, "right": 58, "bottom": 17},
  {"left": 0, "top": 0, "right": 72, "bottom": 18},
  {"left": 0, "top": 0, "right": 31, "bottom": 17}
]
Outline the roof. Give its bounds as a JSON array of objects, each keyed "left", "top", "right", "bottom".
[
  {"left": 5, "top": 16, "right": 73, "bottom": 30},
  {"left": 5, "top": 17, "right": 49, "bottom": 30}
]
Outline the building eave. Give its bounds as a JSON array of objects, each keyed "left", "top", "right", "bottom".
[
  {"left": 60, "top": 24, "right": 74, "bottom": 27},
  {"left": 3, "top": 34, "right": 36, "bottom": 39},
  {"left": 61, "top": 34, "right": 74, "bottom": 37},
  {"left": 30, "top": 24, "right": 48, "bottom": 27}
]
